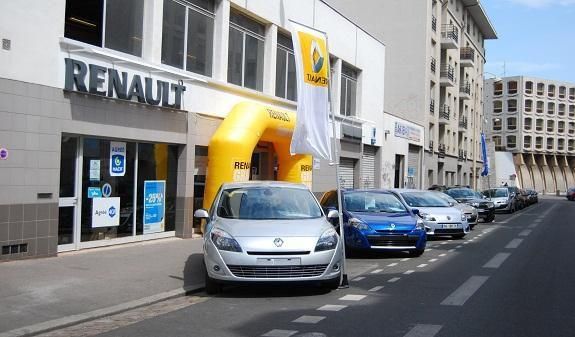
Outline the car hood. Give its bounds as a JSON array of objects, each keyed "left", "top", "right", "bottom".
[
  {"left": 488, "top": 197, "right": 509, "bottom": 203},
  {"left": 212, "top": 217, "right": 333, "bottom": 238},
  {"left": 454, "top": 197, "right": 484, "bottom": 204},
  {"left": 454, "top": 203, "right": 476, "bottom": 213},
  {"left": 347, "top": 211, "right": 417, "bottom": 230},
  {"left": 412, "top": 206, "right": 463, "bottom": 222}
]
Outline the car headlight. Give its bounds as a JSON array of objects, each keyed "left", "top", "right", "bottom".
[
  {"left": 461, "top": 213, "right": 467, "bottom": 221},
  {"left": 487, "top": 202, "right": 494, "bottom": 208},
  {"left": 349, "top": 218, "right": 371, "bottom": 231},
  {"left": 470, "top": 202, "right": 480, "bottom": 208},
  {"left": 419, "top": 212, "right": 436, "bottom": 222},
  {"left": 315, "top": 228, "right": 338, "bottom": 252},
  {"left": 415, "top": 219, "right": 425, "bottom": 230},
  {"left": 210, "top": 228, "right": 242, "bottom": 252}
]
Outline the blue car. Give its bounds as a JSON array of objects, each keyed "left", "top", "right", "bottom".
[{"left": 320, "top": 189, "right": 427, "bottom": 257}]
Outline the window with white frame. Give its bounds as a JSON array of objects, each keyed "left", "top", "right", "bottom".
[
  {"left": 64, "top": 0, "right": 144, "bottom": 57},
  {"left": 161, "top": 0, "right": 215, "bottom": 76},
  {"left": 227, "top": 10, "right": 265, "bottom": 91},
  {"left": 507, "top": 117, "right": 517, "bottom": 130},
  {"left": 275, "top": 33, "right": 297, "bottom": 101},
  {"left": 506, "top": 135, "right": 517, "bottom": 149},
  {"left": 340, "top": 63, "right": 358, "bottom": 117}
]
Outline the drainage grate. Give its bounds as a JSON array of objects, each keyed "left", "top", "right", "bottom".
[{"left": 1, "top": 243, "right": 27, "bottom": 255}]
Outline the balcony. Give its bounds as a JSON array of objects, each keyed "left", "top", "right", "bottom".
[
  {"left": 441, "top": 24, "right": 459, "bottom": 49},
  {"left": 438, "top": 143, "right": 446, "bottom": 158},
  {"left": 460, "top": 47, "right": 475, "bottom": 67},
  {"left": 432, "top": 15, "right": 437, "bottom": 32},
  {"left": 458, "top": 149, "right": 464, "bottom": 161},
  {"left": 440, "top": 64, "right": 455, "bottom": 87},
  {"left": 429, "top": 140, "right": 434, "bottom": 152},
  {"left": 459, "top": 81, "right": 471, "bottom": 100},
  {"left": 439, "top": 105, "right": 450, "bottom": 124},
  {"left": 430, "top": 99, "right": 435, "bottom": 115},
  {"left": 459, "top": 116, "right": 468, "bottom": 129},
  {"left": 464, "top": 150, "right": 468, "bottom": 160},
  {"left": 430, "top": 57, "right": 436, "bottom": 74}
]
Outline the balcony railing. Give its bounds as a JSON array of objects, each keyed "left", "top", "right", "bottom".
[
  {"left": 431, "top": 57, "right": 436, "bottom": 73},
  {"left": 438, "top": 143, "right": 446, "bottom": 158},
  {"left": 460, "top": 47, "right": 475, "bottom": 62},
  {"left": 460, "top": 82, "right": 471, "bottom": 95},
  {"left": 441, "top": 24, "right": 459, "bottom": 44},
  {"left": 430, "top": 99, "right": 435, "bottom": 115},
  {"left": 440, "top": 105, "right": 450, "bottom": 120},
  {"left": 458, "top": 149, "right": 464, "bottom": 161},
  {"left": 440, "top": 64, "right": 454, "bottom": 82},
  {"left": 429, "top": 140, "right": 434, "bottom": 151},
  {"left": 464, "top": 150, "right": 468, "bottom": 159},
  {"left": 459, "top": 117, "right": 468, "bottom": 129},
  {"left": 432, "top": 15, "right": 437, "bottom": 32}
]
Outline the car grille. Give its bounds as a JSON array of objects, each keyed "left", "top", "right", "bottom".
[
  {"left": 467, "top": 215, "right": 477, "bottom": 222},
  {"left": 227, "top": 264, "right": 328, "bottom": 278},
  {"left": 246, "top": 251, "right": 310, "bottom": 256},
  {"left": 434, "top": 228, "right": 465, "bottom": 234},
  {"left": 366, "top": 235, "right": 418, "bottom": 247}
]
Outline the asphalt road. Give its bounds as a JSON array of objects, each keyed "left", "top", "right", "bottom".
[{"left": 38, "top": 197, "right": 575, "bottom": 337}]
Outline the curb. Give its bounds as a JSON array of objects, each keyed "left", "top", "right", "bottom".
[{"left": 0, "top": 283, "right": 205, "bottom": 337}]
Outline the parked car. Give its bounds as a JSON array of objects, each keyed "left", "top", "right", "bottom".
[
  {"left": 518, "top": 189, "right": 531, "bottom": 208},
  {"left": 445, "top": 187, "right": 496, "bottom": 223},
  {"left": 320, "top": 189, "right": 426, "bottom": 257},
  {"left": 567, "top": 187, "right": 575, "bottom": 201},
  {"left": 194, "top": 181, "right": 343, "bottom": 294},
  {"left": 435, "top": 192, "right": 479, "bottom": 229},
  {"left": 482, "top": 187, "right": 520, "bottom": 213},
  {"left": 389, "top": 189, "right": 469, "bottom": 239},
  {"left": 526, "top": 189, "right": 539, "bottom": 204}
]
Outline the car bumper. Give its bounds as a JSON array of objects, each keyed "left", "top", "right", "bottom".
[
  {"left": 477, "top": 208, "right": 495, "bottom": 219},
  {"left": 204, "top": 240, "right": 343, "bottom": 283},
  {"left": 345, "top": 228, "right": 427, "bottom": 252},
  {"left": 424, "top": 221, "right": 469, "bottom": 236}
]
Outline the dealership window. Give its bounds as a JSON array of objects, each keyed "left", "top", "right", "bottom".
[
  {"left": 340, "top": 63, "right": 358, "bottom": 117},
  {"left": 228, "top": 10, "right": 265, "bottom": 91},
  {"left": 64, "top": 0, "right": 143, "bottom": 57},
  {"left": 161, "top": 0, "right": 214, "bottom": 76},
  {"left": 275, "top": 33, "right": 297, "bottom": 101}
]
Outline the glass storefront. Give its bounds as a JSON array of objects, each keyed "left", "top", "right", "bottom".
[{"left": 58, "top": 136, "right": 179, "bottom": 250}]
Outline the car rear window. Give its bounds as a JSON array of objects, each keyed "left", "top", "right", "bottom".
[
  {"left": 343, "top": 192, "right": 407, "bottom": 213},
  {"left": 401, "top": 192, "right": 451, "bottom": 207}
]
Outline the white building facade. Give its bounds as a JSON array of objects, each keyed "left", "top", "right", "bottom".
[{"left": 0, "top": 0, "right": 386, "bottom": 260}]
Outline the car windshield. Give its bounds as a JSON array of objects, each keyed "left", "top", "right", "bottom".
[
  {"left": 344, "top": 192, "right": 407, "bottom": 213},
  {"left": 483, "top": 188, "right": 508, "bottom": 198},
  {"left": 446, "top": 188, "right": 476, "bottom": 198},
  {"left": 435, "top": 192, "right": 458, "bottom": 204},
  {"left": 216, "top": 187, "right": 323, "bottom": 220},
  {"left": 401, "top": 192, "right": 451, "bottom": 207}
]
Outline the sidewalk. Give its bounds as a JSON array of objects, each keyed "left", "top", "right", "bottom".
[{"left": 0, "top": 237, "right": 205, "bottom": 337}]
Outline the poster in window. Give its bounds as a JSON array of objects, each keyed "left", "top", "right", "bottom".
[
  {"left": 143, "top": 180, "right": 166, "bottom": 234},
  {"left": 110, "top": 141, "right": 126, "bottom": 176},
  {"left": 92, "top": 197, "right": 120, "bottom": 228}
]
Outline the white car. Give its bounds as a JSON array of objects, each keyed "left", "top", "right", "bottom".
[
  {"left": 435, "top": 192, "right": 478, "bottom": 229},
  {"left": 389, "top": 189, "right": 470, "bottom": 239},
  {"left": 194, "top": 181, "right": 343, "bottom": 294}
]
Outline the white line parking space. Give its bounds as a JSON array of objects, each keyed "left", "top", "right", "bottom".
[
  {"left": 441, "top": 276, "right": 490, "bottom": 306},
  {"left": 317, "top": 305, "right": 346, "bottom": 312},
  {"left": 505, "top": 238, "right": 523, "bottom": 249},
  {"left": 519, "top": 230, "right": 532, "bottom": 236},
  {"left": 403, "top": 324, "right": 443, "bottom": 337},
  {"left": 483, "top": 253, "right": 511, "bottom": 269},
  {"left": 292, "top": 316, "right": 325, "bottom": 324}
]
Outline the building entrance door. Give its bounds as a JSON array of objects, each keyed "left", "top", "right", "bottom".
[{"left": 58, "top": 136, "right": 80, "bottom": 251}]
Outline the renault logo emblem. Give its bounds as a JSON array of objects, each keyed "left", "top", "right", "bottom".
[
  {"left": 390, "top": 223, "right": 396, "bottom": 229},
  {"left": 273, "top": 238, "right": 284, "bottom": 247},
  {"left": 447, "top": 216, "right": 451, "bottom": 221}
]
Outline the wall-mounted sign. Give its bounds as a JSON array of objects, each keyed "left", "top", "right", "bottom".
[
  {"left": 407, "top": 167, "right": 416, "bottom": 178},
  {"left": 0, "top": 148, "right": 8, "bottom": 160},
  {"left": 102, "top": 183, "right": 112, "bottom": 198},
  {"left": 313, "top": 158, "right": 321, "bottom": 170},
  {"left": 110, "top": 141, "right": 126, "bottom": 176},
  {"left": 64, "top": 58, "right": 186, "bottom": 109},
  {"left": 143, "top": 180, "right": 166, "bottom": 234},
  {"left": 92, "top": 197, "right": 120, "bottom": 228},
  {"left": 89, "top": 160, "right": 100, "bottom": 181},
  {"left": 394, "top": 122, "right": 421, "bottom": 142},
  {"left": 87, "top": 187, "right": 102, "bottom": 198}
]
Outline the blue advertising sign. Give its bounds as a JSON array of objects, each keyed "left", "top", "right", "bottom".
[
  {"left": 110, "top": 141, "right": 126, "bottom": 176},
  {"left": 143, "top": 180, "right": 166, "bottom": 234},
  {"left": 87, "top": 187, "right": 102, "bottom": 198}
]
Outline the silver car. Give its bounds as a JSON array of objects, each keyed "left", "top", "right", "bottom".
[
  {"left": 389, "top": 189, "right": 470, "bottom": 239},
  {"left": 194, "top": 181, "right": 343, "bottom": 294},
  {"left": 435, "top": 192, "right": 478, "bottom": 229}
]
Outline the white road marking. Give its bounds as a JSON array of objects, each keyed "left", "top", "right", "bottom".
[
  {"left": 439, "top": 254, "right": 446, "bottom": 257},
  {"left": 404, "top": 270, "right": 415, "bottom": 274},
  {"left": 352, "top": 277, "right": 365, "bottom": 282},
  {"left": 369, "top": 286, "right": 384, "bottom": 292},
  {"left": 519, "top": 229, "right": 532, "bottom": 236},
  {"left": 456, "top": 245, "right": 463, "bottom": 248},
  {"left": 429, "top": 258, "right": 438, "bottom": 262},
  {"left": 427, "top": 248, "right": 433, "bottom": 251},
  {"left": 463, "top": 242, "right": 470, "bottom": 245},
  {"left": 528, "top": 223, "right": 538, "bottom": 228},
  {"left": 417, "top": 264, "right": 428, "bottom": 268},
  {"left": 262, "top": 329, "right": 298, "bottom": 337},
  {"left": 388, "top": 277, "right": 401, "bottom": 283},
  {"left": 371, "top": 269, "right": 384, "bottom": 274},
  {"left": 292, "top": 316, "right": 325, "bottom": 324},
  {"left": 403, "top": 324, "right": 443, "bottom": 337},
  {"left": 401, "top": 258, "right": 410, "bottom": 262},
  {"left": 441, "top": 276, "right": 490, "bottom": 306},
  {"left": 440, "top": 242, "right": 448, "bottom": 245},
  {"left": 317, "top": 304, "right": 346, "bottom": 312},
  {"left": 339, "top": 294, "right": 366, "bottom": 301},
  {"left": 505, "top": 238, "right": 523, "bottom": 249},
  {"left": 448, "top": 249, "right": 455, "bottom": 252},
  {"left": 483, "top": 252, "right": 511, "bottom": 269},
  {"left": 534, "top": 218, "right": 543, "bottom": 222},
  {"left": 387, "top": 263, "right": 398, "bottom": 267}
]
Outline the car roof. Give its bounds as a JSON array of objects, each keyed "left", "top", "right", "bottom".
[
  {"left": 342, "top": 189, "right": 393, "bottom": 194},
  {"left": 220, "top": 181, "right": 309, "bottom": 190},
  {"left": 388, "top": 188, "right": 430, "bottom": 193}
]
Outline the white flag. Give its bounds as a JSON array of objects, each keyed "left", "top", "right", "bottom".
[{"left": 289, "top": 22, "right": 332, "bottom": 161}]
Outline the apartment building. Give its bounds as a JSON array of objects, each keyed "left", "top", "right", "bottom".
[
  {"left": 0, "top": 0, "right": 386, "bottom": 261},
  {"left": 484, "top": 77, "right": 575, "bottom": 193},
  {"left": 326, "top": 0, "right": 497, "bottom": 189}
]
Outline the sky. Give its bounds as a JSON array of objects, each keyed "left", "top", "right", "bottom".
[{"left": 482, "top": 0, "right": 575, "bottom": 83}]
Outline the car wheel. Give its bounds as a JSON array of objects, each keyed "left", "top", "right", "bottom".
[
  {"left": 486, "top": 214, "right": 495, "bottom": 223},
  {"left": 452, "top": 234, "right": 466, "bottom": 240},
  {"left": 204, "top": 268, "right": 222, "bottom": 295},
  {"left": 409, "top": 249, "right": 424, "bottom": 257},
  {"left": 322, "top": 277, "right": 341, "bottom": 291}
]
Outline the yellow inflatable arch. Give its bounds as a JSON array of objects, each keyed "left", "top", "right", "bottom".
[{"left": 202, "top": 102, "right": 313, "bottom": 212}]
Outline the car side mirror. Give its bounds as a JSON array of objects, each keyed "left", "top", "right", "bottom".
[
  {"left": 510, "top": 192, "right": 516, "bottom": 198},
  {"left": 327, "top": 210, "right": 339, "bottom": 219},
  {"left": 411, "top": 208, "right": 420, "bottom": 216},
  {"left": 194, "top": 209, "right": 209, "bottom": 219},
  {"left": 448, "top": 202, "right": 455, "bottom": 207}
]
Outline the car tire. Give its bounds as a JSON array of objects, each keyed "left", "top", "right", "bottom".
[
  {"left": 486, "top": 214, "right": 495, "bottom": 222},
  {"left": 409, "top": 249, "right": 424, "bottom": 257},
  {"left": 322, "top": 277, "right": 341, "bottom": 291},
  {"left": 452, "top": 234, "right": 466, "bottom": 240},
  {"left": 204, "top": 268, "right": 222, "bottom": 295}
]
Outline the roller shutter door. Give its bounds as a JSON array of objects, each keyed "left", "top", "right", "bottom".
[
  {"left": 407, "top": 145, "right": 420, "bottom": 189},
  {"left": 362, "top": 146, "right": 376, "bottom": 188},
  {"left": 339, "top": 158, "right": 356, "bottom": 189}
]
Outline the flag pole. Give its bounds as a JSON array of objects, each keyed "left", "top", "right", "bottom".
[{"left": 325, "top": 36, "right": 348, "bottom": 288}]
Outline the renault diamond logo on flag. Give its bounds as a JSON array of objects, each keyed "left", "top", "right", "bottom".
[
  {"left": 297, "top": 31, "right": 329, "bottom": 88},
  {"left": 311, "top": 40, "right": 324, "bottom": 73}
]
